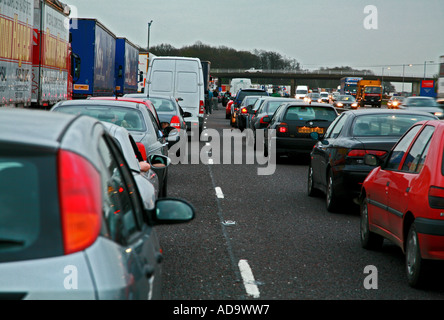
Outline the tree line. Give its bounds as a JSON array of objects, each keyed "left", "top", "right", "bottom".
[{"left": 149, "top": 41, "right": 396, "bottom": 92}]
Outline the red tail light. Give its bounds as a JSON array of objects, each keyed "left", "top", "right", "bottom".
[
  {"left": 278, "top": 123, "right": 288, "bottom": 133},
  {"left": 241, "top": 107, "right": 248, "bottom": 114},
  {"left": 170, "top": 115, "right": 181, "bottom": 130},
  {"left": 347, "top": 150, "right": 387, "bottom": 157},
  {"left": 428, "top": 186, "right": 444, "bottom": 209},
  {"left": 136, "top": 142, "right": 147, "bottom": 161},
  {"left": 199, "top": 100, "right": 205, "bottom": 114},
  {"left": 58, "top": 150, "right": 102, "bottom": 255}
]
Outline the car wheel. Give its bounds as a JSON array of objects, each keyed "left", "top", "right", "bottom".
[
  {"left": 326, "top": 169, "right": 340, "bottom": 212},
  {"left": 406, "top": 223, "right": 429, "bottom": 288},
  {"left": 307, "top": 165, "right": 320, "bottom": 197},
  {"left": 360, "top": 198, "right": 384, "bottom": 250}
]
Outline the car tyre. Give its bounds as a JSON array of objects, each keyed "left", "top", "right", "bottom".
[
  {"left": 326, "top": 169, "right": 340, "bottom": 212},
  {"left": 307, "top": 165, "right": 321, "bottom": 197},
  {"left": 406, "top": 223, "right": 429, "bottom": 288},
  {"left": 360, "top": 198, "right": 384, "bottom": 250}
]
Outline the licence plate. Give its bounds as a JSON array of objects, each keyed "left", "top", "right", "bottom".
[{"left": 298, "top": 126, "right": 324, "bottom": 134}]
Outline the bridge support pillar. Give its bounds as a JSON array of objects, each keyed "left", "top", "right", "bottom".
[
  {"left": 290, "top": 79, "right": 296, "bottom": 97},
  {"left": 412, "top": 81, "right": 421, "bottom": 96}
]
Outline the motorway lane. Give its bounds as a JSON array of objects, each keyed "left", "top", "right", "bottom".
[{"left": 157, "top": 103, "right": 444, "bottom": 300}]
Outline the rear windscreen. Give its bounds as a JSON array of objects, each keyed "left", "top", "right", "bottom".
[
  {"left": 284, "top": 106, "right": 337, "bottom": 121},
  {"left": 0, "top": 147, "right": 63, "bottom": 262},
  {"left": 53, "top": 105, "right": 147, "bottom": 132}
]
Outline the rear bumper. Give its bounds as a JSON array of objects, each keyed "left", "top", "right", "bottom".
[
  {"left": 416, "top": 218, "right": 444, "bottom": 260},
  {"left": 275, "top": 137, "right": 316, "bottom": 155},
  {"left": 333, "top": 166, "right": 372, "bottom": 199}
]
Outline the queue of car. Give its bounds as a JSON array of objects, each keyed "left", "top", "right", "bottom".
[
  {"left": 229, "top": 88, "right": 444, "bottom": 288},
  {"left": 0, "top": 108, "right": 194, "bottom": 299}
]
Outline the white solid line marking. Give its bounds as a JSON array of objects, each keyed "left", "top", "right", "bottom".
[
  {"left": 238, "top": 259, "right": 260, "bottom": 298},
  {"left": 215, "top": 186, "right": 224, "bottom": 198}
]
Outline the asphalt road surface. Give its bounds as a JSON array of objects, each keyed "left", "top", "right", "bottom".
[{"left": 156, "top": 103, "right": 444, "bottom": 301}]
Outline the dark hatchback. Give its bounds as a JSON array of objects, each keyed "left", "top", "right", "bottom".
[
  {"left": 307, "top": 109, "right": 438, "bottom": 212},
  {"left": 263, "top": 103, "right": 339, "bottom": 158}
]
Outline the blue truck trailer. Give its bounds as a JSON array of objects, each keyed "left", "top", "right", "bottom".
[
  {"left": 70, "top": 18, "right": 117, "bottom": 99},
  {"left": 115, "top": 38, "right": 139, "bottom": 96}
]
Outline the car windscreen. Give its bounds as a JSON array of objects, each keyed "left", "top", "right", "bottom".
[
  {"left": 284, "top": 106, "right": 337, "bottom": 121},
  {"left": 338, "top": 95, "right": 355, "bottom": 101},
  {"left": 54, "top": 105, "right": 147, "bottom": 132},
  {"left": 148, "top": 97, "right": 176, "bottom": 113},
  {"left": 352, "top": 113, "right": 435, "bottom": 136},
  {"left": 0, "top": 147, "right": 63, "bottom": 263},
  {"left": 267, "top": 101, "right": 290, "bottom": 114}
]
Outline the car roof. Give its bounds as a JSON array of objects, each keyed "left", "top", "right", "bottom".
[
  {"left": 0, "top": 108, "right": 78, "bottom": 147},
  {"left": 55, "top": 99, "right": 145, "bottom": 110},
  {"left": 345, "top": 108, "right": 438, "bottom": 117}
]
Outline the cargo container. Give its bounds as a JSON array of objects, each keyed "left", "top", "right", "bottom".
[
  {"left": 115, "top": 38, "right": 139, "bottom": 96},
  {"left": 70, "top": 18, "right": 116, "bottom": 99},
  {"left": 0, "top": 0, "right": 72, "bottom": 108}
]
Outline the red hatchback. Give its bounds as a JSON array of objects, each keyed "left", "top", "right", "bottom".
[{"left": 360, "top": 119, "right": 444, "bottom": 287}]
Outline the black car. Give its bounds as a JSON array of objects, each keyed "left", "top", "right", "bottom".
[
  {"left": 233, "top": 88, "right": 269, "bottom": 116},
  {"left": 263, "top": 103, "right": 339, "bottom": 158},
  {"left": 307, "top": 109, "right": 438, "bottom": 212},
  {"left": 249, "top": 97, "right": 298, "bottom": 139},
  {"left": 235, "top": 95, "right": 264, "bottom": 130},
  {"left": 332, "top": 95, "right": 358, "bottom": 111}
]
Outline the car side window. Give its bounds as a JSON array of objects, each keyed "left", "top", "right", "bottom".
[
  {"left": 98, "top": 136, "right": 144, "bottom": 245},
  {"left": 325, "top": 113, "right": 347, "bottom": 139},
  {"left": 385, "top": 125, "right": 422, "bottom": 171},
  {"left": 147, "top": 110, "right": 163, "bottom": 139},
  {"left": 401, "top": 125, "right": 434, "bottom": 173}
]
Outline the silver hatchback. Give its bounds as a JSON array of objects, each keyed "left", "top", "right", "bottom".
[{"left": 0, "top": 108, "right": 194, "bottom": 299}]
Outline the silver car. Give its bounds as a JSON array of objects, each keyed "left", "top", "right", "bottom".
[
  {"left": 0, "top": 108, "right": 194, "bottom": 299},
  {"left": 51, "top": 99, "right": 170, "bottom": 197}
]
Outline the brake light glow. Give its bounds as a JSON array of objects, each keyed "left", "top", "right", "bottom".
[
  {"left": 58, "top": 150, "right": 102, "bottom": 255},
  {"left": 241, "top": 108, "right": 248, "bottom": 114},
  {"left": 347, "top": 150, "right": 387, "bottom": 157},
  {"left": 428, "top": 186, "right": 444, "bottom": 209},
  {"left": 278, "top": 123, "right": 288, "bottom": 133}
]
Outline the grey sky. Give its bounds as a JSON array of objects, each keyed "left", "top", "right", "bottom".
[{"left": 67, "top": 0, "right": 444, "bottom": 77}]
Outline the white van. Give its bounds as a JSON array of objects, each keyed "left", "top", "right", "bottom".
[
  {"left": 230, "top": 78, "right": 252, "bottom": 96},
  {"left": 295, "top": 85, "right": 309, "bottom": 100},
  {"left": 146, "top": 56, "right": 205, "bottom": 133}
]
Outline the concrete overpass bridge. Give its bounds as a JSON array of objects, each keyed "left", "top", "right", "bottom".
[{"left": 211, "top": 69, "right": 433, "bottom": 95}]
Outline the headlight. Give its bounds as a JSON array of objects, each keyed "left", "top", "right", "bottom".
[
  {"left": 435, "top": 112, "right": 443, "bottom": 117},
  {"left": 351, "top": 103, "right": 358, "bottom": 107},
  {"left": 337, "top": 103, "right": 343, "bottom": 107},
  {"left": 393, "top": 101, "right": 398, "bottom": 106},
  {"left": 318, "top": 99, "right": 322, "bottom": 103}
]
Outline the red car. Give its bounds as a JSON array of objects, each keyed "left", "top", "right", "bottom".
[
  {"left": 226, "top": 99, "right": 234, "bottom": 120},
  {"left": 360, "top": 119, "right": 444, "bottom": 288}
]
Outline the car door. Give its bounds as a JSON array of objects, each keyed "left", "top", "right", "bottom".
[
  {"left": 367, "top": 125, "right": 423, "bottom": 237},
  {"left": 386, "top": 125, "right": 434, "bottom": 241},
  {"left": 311, "top": 113, "right": 348, "bottom": 189},
  {"left": 145, "top": 109, "right": 168, "bottom": 156},
  {"left": 96, "top": 135, "right": 160, "bottom": 299}
]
